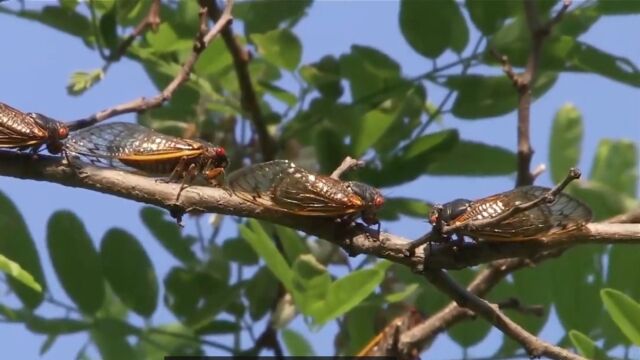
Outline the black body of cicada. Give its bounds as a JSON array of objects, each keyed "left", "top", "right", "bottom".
[
  {"left": 0, "top": 102, "right": 69, "bottom": 154},
  {"left": 431, "top": 185, "right": 592, "bottom": 241},
  {"left": 63, "top": 122, "right": 228, "bottom": 183},
  {"left": 226, "top": 160, "right": 384, "bottom": 224}
]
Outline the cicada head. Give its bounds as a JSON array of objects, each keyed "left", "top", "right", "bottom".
[
  {"left": 430, "top": 198, "right": 472, "bottom": 225},
  {"left": 346, "top": 181, "right": 384, "bottom": 226},
  {"left": 206, "top": 146, "right": 229, "bottom": 169},
  {"left": 28, "top": 112, "right": 69, "bottom": 154}
]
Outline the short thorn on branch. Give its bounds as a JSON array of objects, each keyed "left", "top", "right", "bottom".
[{"left": 330, "top": 156, "right": 364, "bottom": 180}]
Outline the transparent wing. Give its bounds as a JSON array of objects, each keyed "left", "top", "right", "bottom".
[
  {"left": 64, "top": 122, "right": 197, "bottom": 159},
  {"left": 226, "top": 160, "right": 297, "bottom": 209},
  {"left": 453, "top": 185, "right": 592, "bottom": 240}
]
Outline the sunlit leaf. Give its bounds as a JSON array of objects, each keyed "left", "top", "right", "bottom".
[
  {"left": 0, "top": 254, "right": 42, "bottom": 293},
  {"left": 549, "top": 103, "right": 583, "bottom": 184},
  {"left": 601, "top": 288, "right": 640, "bottom": 345},
  {"left": 569, "top": 330, "right": 609, "bottom": 360},
  {"left": 67, "top": 69, "right": 104, "bottom": 96},
  {"left": 252, "top": 29, "right": 302, "bottom": 70},
  {"left": 590, "top": 139, "right": 638, "bottom": 197},
  {"left": 282, "top": 328, "right": 315, "bottom": 356}
]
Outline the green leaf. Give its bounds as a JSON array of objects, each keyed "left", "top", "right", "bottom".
[
  {"left": 139, "top": 324, "right": 202, "bottom": 357},
  {"left": 549, "top": 103, "right": 584, "bottom": 184},
  {"left": 551, "top": 246, "right": 603, "bottom": 334},
  {"left": 145, "top": 23, "right": 183, "bottom": 54},
  {"left": 274, "top": 226, "right": 309, "bottom": 264},
  {"left": 299, "top": 55, "right": 343, "bottom": 100},
  {"left": 465, "top": 0, "right": 515, "bottom": 35},
  {"left": 597, "top": 0, "right": 640, "bottom": 14},
  {"left": 316, "top": 262, "right": 390, "bottom": 324},
  {"left": 99, "top": 7, "right": 118, "bottom": 51},
  {"left": 0, "top": 254, "right": 42, "bottom": 293},
  {"left": 355, "top": 129, "right": 459, "bottom": 187},
  {"left": 0, "top": 191, "right": 46, "bottom": 308},
  {"left": 67, "top": 69, "right": 104, "bottom": 96},
  {"left": 195, "top": 320, "right": 242, "bottom": 335},
  {"left": 590, "top": 139, "right": 638, "bottom": 197},
  {"left": 447, "top": 72, "right": 557, "bottom": 119},
  {"left": 569, "top": 330, "right": 609, "bottom": 360},
  {"left": 571, "top": 181, "right": 637, "bottom": 220},
  {"left": 601, "top": 288, "right": 640, "bottom": 345},
  {"left": 377, "top": 197, "right": 430, "bottom": 221},
  {"left": 314, "top": 125, "right": 349, "bottom": 174},
  {"left": 339, "top": 45, "right": 401, "bottom": 101},
  {"left": 245, "top": 266, "right": 279, "bottom": 321},
  {"left": 240, "top": 220, "right": 293, "bottom": 290},
  {"left": 140, "top": 207, "right": 197, "bottom": 264},
  {"left": 351, "top": 109, "right": 395, "bottom": 157},
  {"left": 100, "top": 228, "right": 158, "bottom": 318},
  {"left": 26, "top": 315, "right": 90, "bottom": 335},
  {"left": 59, "top": 0, "right": 79, "bottom": 10},
  {"left": 282, "top": 328, "right": 315, "bottom": 356},
  {"left": 399, "top": 0, "right": 468, "bottom": 58},
  {"left": 39, "top": 335, "right": 57, "bottom": 356},
  {"left": 91, "top": 318, "right": 138, "bottom": 360},
  {"left": 258, "top": 81, "right": 298, "bottom": 106},
  {"left": 47, "top": 211, "right": 105, "bottom": 315},
  {"left": 290, "top": 255, "right": 331, "bottom": 317},
  {"left": 252, "top": 29, "right": 302, "bottom": 71},
  {"left": 164, "top": 267, "right": 235, "bottom": 327},
  {"left": 385, "top": 283, "right": 420, "bottom": 303},
  {"left": 5, "top": 6, "right": 93, "bottom": 40},
  {"left": 570, "top": 42, "right": 640, "bottom": 87},
  {"left": 234, "top": 0, "right": 312, "bottom": 35},
  {"left": 222, "top": 237, "right": 259, "bottom": 265},
  {"left": 426, "top": 140, "right": 517, "bottom": 176}
]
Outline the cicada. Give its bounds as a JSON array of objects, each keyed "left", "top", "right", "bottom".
[
  {"left": 226, "top": 160, "right": 384, "bottom": 226},
  {"left": 430, "top": 185, "right": 592, "bottom": 242},
  {"left": 0, "top": 102, "right": 69, "bottom": 154},
  {"left": 63, "top": 122, "right": 229, "bottom": 186}
]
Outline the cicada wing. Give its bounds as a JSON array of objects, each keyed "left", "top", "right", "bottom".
[
  {"left": 65, "top": 122, "right": 197, "bottom": 158},
  {"left": 0, "top": 103, "right": 48, "bottom": 147},
  {"left": 226, "top": 160, "right": 296, "bottom": 209},
  {"left": 272, "top": 172, "right": 361, "bottom": 216},
  {"left": 455, "top": 185, "right": 592, "bottom": 241}
]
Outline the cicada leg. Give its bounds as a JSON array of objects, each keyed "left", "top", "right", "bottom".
[{"left": 175, "top": 163, "right": 199, "bottom": 202}]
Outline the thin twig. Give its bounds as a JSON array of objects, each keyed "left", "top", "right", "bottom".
[
  {"left": 108, "top": 0, "right": 161, "bottom": 62},
  {"left": 67, "top": 0, "right": 234, "bottom": 131},
  {"left": 330, "top": 156, "right": 364, "bottom": 179},
  {"left": 414, "top": 36, "right": 485, "bottom": 138},
  {"left": 206, "top": 0, "right": 277, "bottom": 161},
  {"left": 423, "top": 269, "right": 585, "bottom": 360}
]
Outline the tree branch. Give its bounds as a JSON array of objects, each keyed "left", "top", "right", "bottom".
[
  {"left": 1, "top": 151, "right": 638, "bottom": 272},
  {"left": 205, "top": 0, "right": 277, "bottom": 161},
  {"left": 422, "top": 269, "right": 585, "bottom": 360},
  {"left": 67, "top": 0, "right": 234, "bottom": 131}
]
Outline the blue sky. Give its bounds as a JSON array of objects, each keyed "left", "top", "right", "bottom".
[{"left": 0, "top": 2, "right": 638, "bottom": 359}]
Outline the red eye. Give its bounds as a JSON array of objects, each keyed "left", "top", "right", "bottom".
[
  {"left": 215, "top": 147, "right": 226, "bottom": 157},
  {"left": 58, "top": 127, "right": 69, "bottom": 139},
  {"left": 374, "top": 195, "right": 385, "bottom": 208}
]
